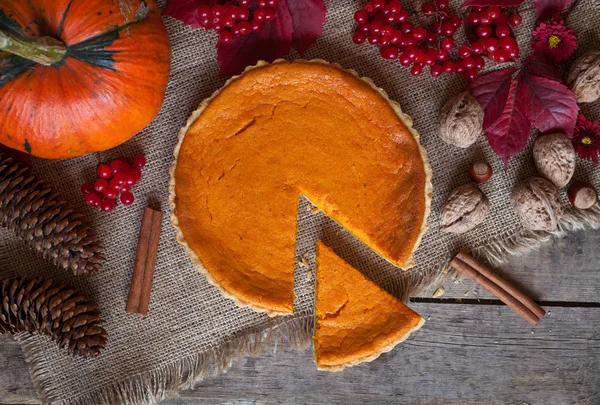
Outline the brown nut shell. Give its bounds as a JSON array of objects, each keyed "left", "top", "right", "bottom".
[
  {"left": 568, "top": 181, "right": 598, "bottom": 210},
  {"left": 532, "top": 133, "right": 575, "bottom": 188},
  {"left": 468, "top": 160, "right": 493, "bottom": 183},
  {"left": 566, "top": 50, "right": 600, "bottom": 103},
  {"left": 440, "top": 184, "right": 489, "bottom": 234},
  {"left": 438, "top": 91, "right": 484, "bottom": 148},
  {"left": 511, "top": 177, "right": 564, "bottom": 231}
]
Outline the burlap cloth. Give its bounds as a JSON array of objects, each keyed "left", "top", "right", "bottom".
[{"left": 1, "top": 0, "right": 599, "bottom": 404}]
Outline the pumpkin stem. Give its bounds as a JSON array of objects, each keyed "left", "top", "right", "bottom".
[{"left": 0, "top": 29, "right": 66, "bottom": 66}]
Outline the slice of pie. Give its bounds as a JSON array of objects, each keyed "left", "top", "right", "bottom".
[
  {"left": 314, "top": 241, "right": 424, "bottom": 371},
  {"left": 170, "top": 60, "right": 432, "bottom": 315}
]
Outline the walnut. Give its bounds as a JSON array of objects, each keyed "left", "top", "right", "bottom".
[
  {"left": 438, "top": 91, "right": 483, "bottom": 148},
  {"left": 532, "top": 133, "right": 575, "bottom": 188},
  {"left": 440, "top": 184, "right": 490, "bottom": 234},
  {"left": 566, "top": 50, "right": 600, "bottom": 103},
  {"left": 511, "top": 177, "right": 564, "bottom": 231}
]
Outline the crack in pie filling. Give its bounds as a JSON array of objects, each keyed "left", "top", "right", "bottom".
[{"left": 170, "top": 60, "right": 432, "bottom": 315}]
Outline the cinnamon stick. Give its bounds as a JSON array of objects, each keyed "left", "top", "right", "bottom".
[
  {"left": 126, "top": 207, "right": 163, "bottom": 315},
  {"left": 450, "top": 252, "right": 545, "bottom": 325},
  {"left": 456, "top": 251, "right": 546, "bottom": 320}
]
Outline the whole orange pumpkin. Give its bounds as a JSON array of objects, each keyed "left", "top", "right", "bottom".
[{"left": 0, "top": 0, "right": 171, "bottom": 159}]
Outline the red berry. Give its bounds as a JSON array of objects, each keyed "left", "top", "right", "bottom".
[
  {"left": 390, "top": 30, "right": 403, "bottom": 44},
  {"left": 476, "top": 24, "right": 492, "bottom": 38},
  {"left": 370, "top": 20, "right": 383, "bottom": 34},
  {"left": 133, "top": 155, "right": 146, "bottom": 169},
  {"left": 354, "top": 9, "right": 368, "bottom": 23},
  {"left": 100, "top": 198, "right": 117, "bottom": 212},
  {"left": 441, "top": 38, "right": 454, "bottom": 50},
  {"left": 400, "top": 22, "right": 414, "bottom": 34},
  {"left": 412, "top": 27, "right": 427, "bottom": 40},
  {"left": 352, "top": 31, "right": 367, "bottom": 44},
  {"left": 221, "top": 16, "right": 234, "bottom": 27},
  {"left": 372, "top": 0, "right": 386, "bottom": 9},
  {"left": 435, "top": 0, "right": 449, "bottom": 10},
  {"left": 381, "top": 25, "right": 394, "bottom": 36},
  {"left": 425, "top": 48, "right": 438, "bottom": 65},
  {"left": 487, "top": 6, "right": 501, "bottom": 19},
  {"left": 81, "top": 182, "right": 94, "bottom": 194},
  {"left": 240, "top": 0, "right": 251, "bottom": 4},
  {"left": 479, "top": 14, "right": 492, "bottom": 25},
  {"left": 455, "top": 59, "right": 465, "bottom": 73},
  {"left": 386, "top": 0, "right": 403, "bottom": 13},
  {"left": 267, "top": 0, "right": 277, "bottom": 6},
  {"left": 238, "top": 7, "right": 250, "bottom": 20},
  {"left": 451, "top": 16, "right": 462, "bottom": 28},
  {"left": 458, "top": 45, "right": 472, "bottom": 58},
  {"left": 487, "top": 51, "right": 496, "bottom": 61},
  {"left": 94, "top": 179, "right": 108, "bottom": 193},
  {"left": 103, "top": 187, "right": 118, "bottom": 199},
  {"left": 462, "top": 57, "right": 475, "bottom": 70},
  {"left": 484, "top": 37, "right": 499, "bottom": 52},
  {"left": 430, "top": 63, "right": 443, "bottom": 77},
  {"left": 422, "top": 3, "right": 436, "bottom": 16},
  {"left": 467, "top": 12, "right": 480, "bottom": 25},
  {"left": 399, "top": 53, "right": 412, "bottom": 66},
  {"left": 236, "top": 21, "right": 251, "bottom": 35},
  {"left": 508, "top": 47, "right": 520, "bottom": 58},
  {"left": 380, "top": 46, "right": 399, "bottom": 60},
  {"left": 494, "top": 13, "right": 508, "bottom": 26},
  {"left": 254, "top": 8, "right": 266, "bottom": 21},
  {"left": 495, "top": 49, "right": 510, "bottom": 63},
  {"left": 396, "top": 10, "right": 409, "bottom": 22},
  {"left": 85, "top": 192, "right": 102, "bottom": 207},
  {"left": 212, "top": 4, "right": 225, "bottom": 17},
  {"left": 474, "top": 55, "right": 485, "bottom": 69},
  {"left": 368, "top": 34, "right": 380, "bottom": 45},
  {"left": 250, "top": 20, "right": 263, "bottom": 32},
  {"left": 437, "top": 49, "right": 449, "bottom": 61},
  {"left": 509, "top": 13, "right": 522, "bottom": 27},
  {"left": 464, "top": 68, "right": 479, "bottom": 81},
  {"left": 257, "top": 0, "right": 268, "bottom": 7},
  {"left": 262, "top": 8, "right": 275, "bottom": 21},
  {"left": 97, "top": 164, "right": 112, "bottom": 179},
  {"left": 404, "top": 46, "right": 417, "bottom": 59},
  {"left": 120, "top": 192, "right": 135, "bottom": 206},
  {"left": 496, "top": 24, "right": 510, "bottom": 38},
  {"left": 410, "top": 63, "right": 423, "bottom": 76},
  {"left": 413, "top": 49, "right": 425, "bottom": 63},
  {"left": 213, "top": 23, "right": 224, "bottom": 32},
  {"left": 364, "top": 2, "right": 376, "bottom": 15},
  {"left": 198, "top": 5, "right": 211, "bottom": 19},
  {"left": 425, "top": 30, "right": 437, "bottom": 44},
  {"left": 441, "top": 22, "right": 456, "bottom": 37},
  {"left": 443, "top": 60, "right": 455, "bottom": 73},
  {"left": 127, "top": 168, "right": 142, "bottom": 185},
  {"left": 472, "top": 40, "right": 486, "bottom": 54},
  {"left": 499, "top": 36, "right": 518, "bottom": 51}
]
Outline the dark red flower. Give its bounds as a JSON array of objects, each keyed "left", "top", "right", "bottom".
[
  {"left": 531, "top": 19, "right": 576, "bottom": 62},
  {"left": 571, "top": 115, "right": 600, "bottom": 163}
]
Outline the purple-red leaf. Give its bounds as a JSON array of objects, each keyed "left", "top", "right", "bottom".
[
  {"left": 286, "top": 0, "right": 326, "bottom": 55},
  {"left": 469, "top": 68, "right": 517, "bottom": 129},
  {"left": 461, "top": 0, "right": 526, "bottom": 8},
  {"left": 524, "top": 55, "right": 562, "bottom": 81},
  {"left": 485, "top": 76, "right": 531, "bottom": 168},
  {"left": 532, "top": 0, "right": 572, "bottom": 22},
  {"left": 217, "top": 1, "right": 294, "bottom": 75},
  {"left": 163, "top": 0, "right": 207, "bottom": 29},
  {"left": 521, "top": 72, "right": 578, "bottom": 137}
]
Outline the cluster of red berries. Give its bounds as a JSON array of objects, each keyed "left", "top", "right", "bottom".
[
  {"left": 464, "top": 6, "right": 522, "bottom": 65},
  {"left": 197, "top": 0, "right": 277, "bottom": 43},
  {"left": 81, "top": 156, "right": 147, "bottom": 212},
  {"left": 351, "top": 0, "right": 522, "bottom": 80}
]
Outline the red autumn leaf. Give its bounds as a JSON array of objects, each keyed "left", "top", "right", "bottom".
[
  {"left": 532, "top": 0, "right": 572, "bottom": 22},
  {"left": 469, "top": 68, "right": 516, "bottom": 129},
  {"left": 524, "top": 55, "right": 562, "bottom": 81},
  {"left": 461, "top": 0, "right": 526, "bottom": 8},
  {"left": 521, "top": 72, "right": 578, "bottom": 137},
  {"left": 163, "top": 0, "right": 207, "bottom": 29},
  {"left": 286, "top": 0, "right": 326, "bottom": 55},
  {"left": 217, "top": 1, "right": 294, "bottom": 75},
  {"left": 485, "top": 76, "right": 531, "bottom": 168}
]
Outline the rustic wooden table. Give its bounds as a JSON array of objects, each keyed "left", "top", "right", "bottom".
[{"left": 1, "top": 229, "right": 599, "bottom": 405}]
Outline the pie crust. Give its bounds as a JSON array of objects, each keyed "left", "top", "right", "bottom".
[{"left": 169, "top": 59, "right": 432, "bottom": 316}]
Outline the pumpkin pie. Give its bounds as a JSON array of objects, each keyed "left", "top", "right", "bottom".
[
  {"left": 170, "top": 60, "right": 432, "bottom": 315},
  {"left": 313, "top": 241, "right": 424, "bottom": 371}
]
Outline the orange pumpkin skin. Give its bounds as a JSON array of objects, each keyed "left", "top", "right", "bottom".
[{"left": 0, "top": 0, "right": 171, "bottom": 159}]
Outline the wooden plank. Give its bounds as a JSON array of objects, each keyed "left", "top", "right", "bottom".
[
  {"left": 160, "top": 303, "right": 598, "bottom": 405},
  {"left": 419, "top": 228, "right": 600, "bottom": 302},
  {"left": 0, "top": 335, "right": 38, "bottom": 405}
]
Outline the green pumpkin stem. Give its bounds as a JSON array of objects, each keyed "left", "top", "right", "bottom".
[{"left": 0, "top": 29, "right": 66, "bottom": 66}]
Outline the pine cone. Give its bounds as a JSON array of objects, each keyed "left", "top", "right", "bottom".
[
  {"left": 0, "top": 153, "right": 105, "bottom": 275},
  {"left": 0, "top": 277, "right": 107, "bottom": 358}
]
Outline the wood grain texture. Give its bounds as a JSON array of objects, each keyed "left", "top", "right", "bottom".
[
  {"left": 420, "top": 229, "right": 600, "bottom": 302},
  {"left": 1, "top": 230, "right": 599, "bottom": 404},
  {"left": 2, "top": 304, "right": 598, "bottom": 405}
]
